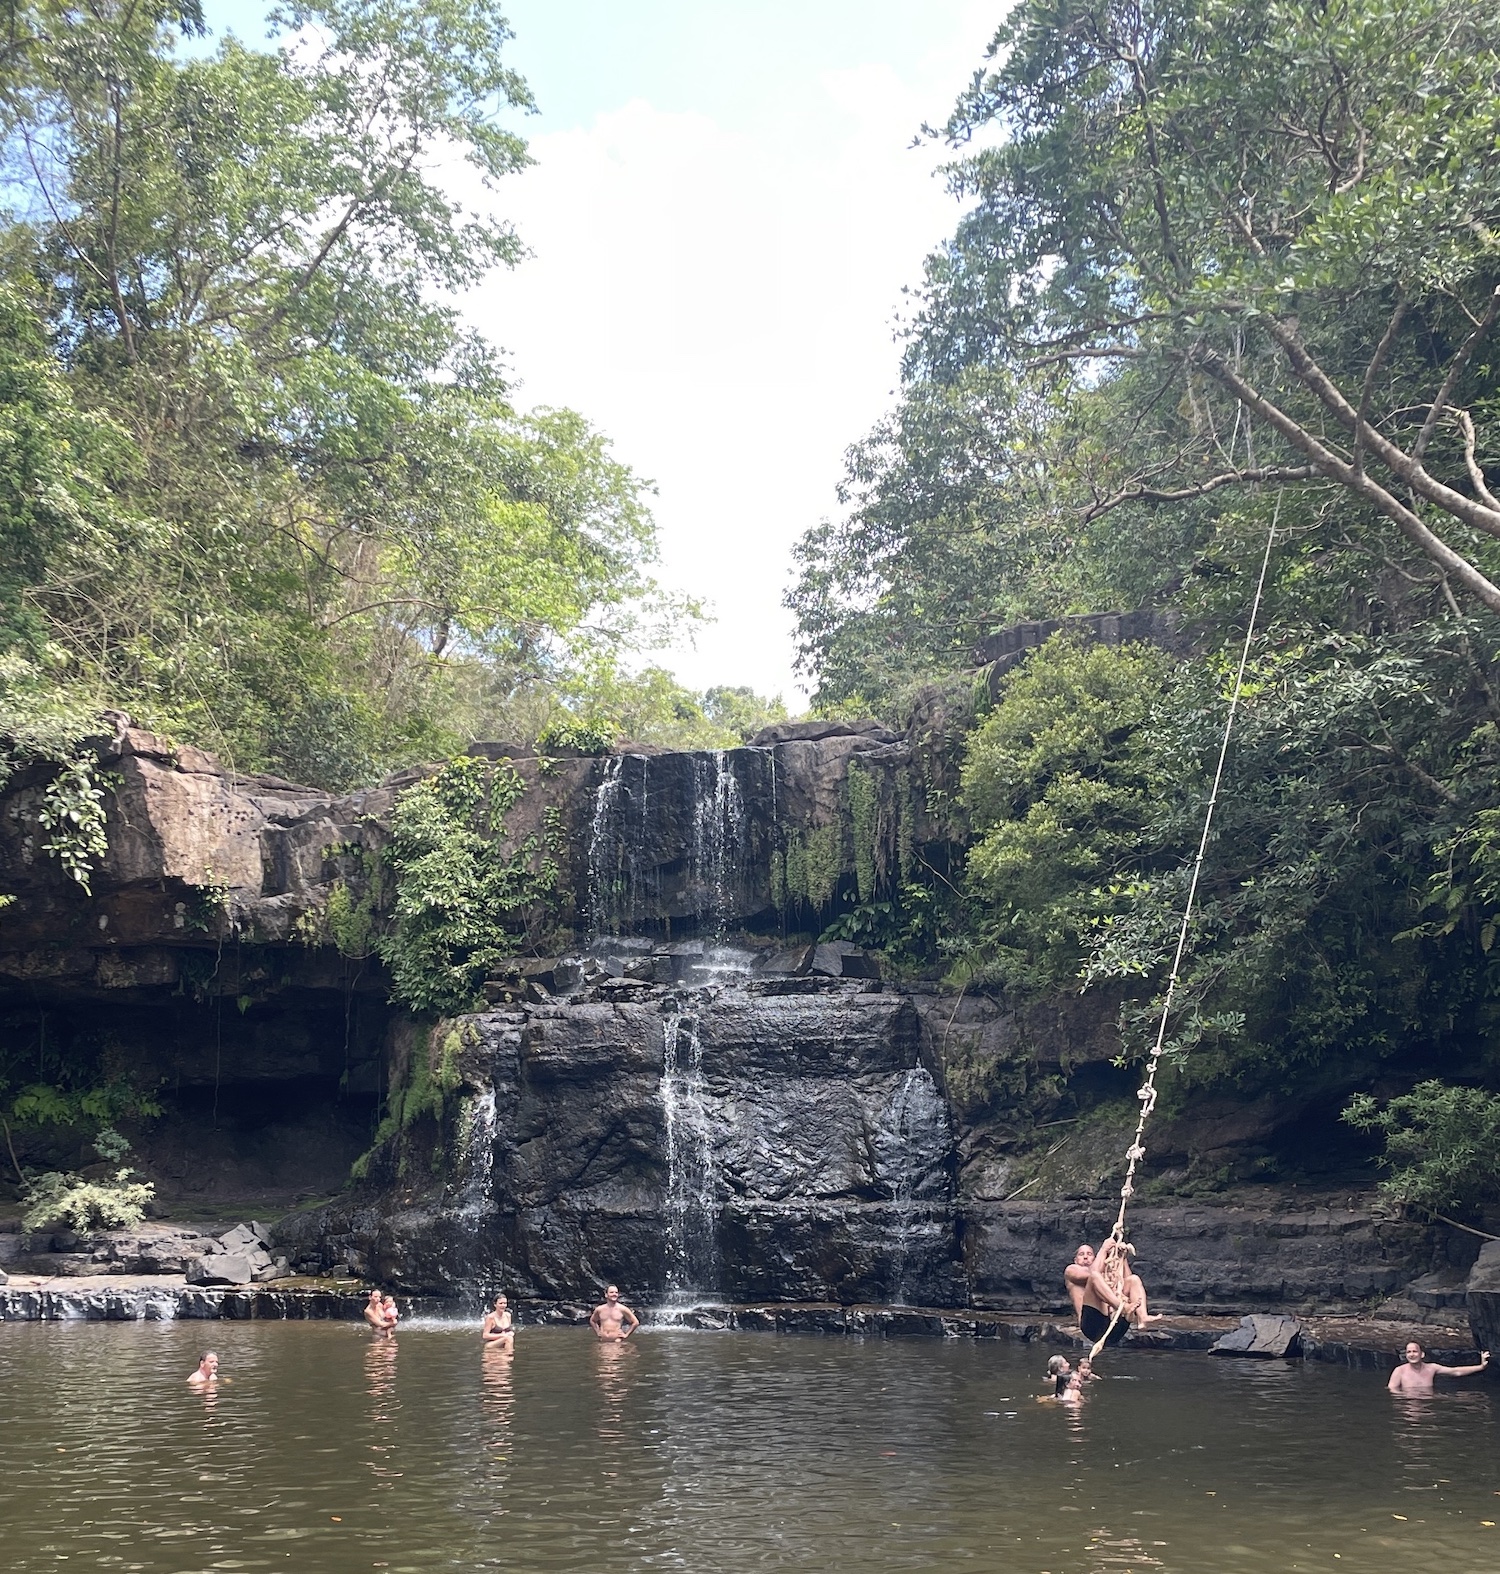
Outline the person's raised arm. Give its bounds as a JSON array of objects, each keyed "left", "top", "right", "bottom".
[{"left": 1435, "top": 1351, "right": 1490, "bottom": 1379}]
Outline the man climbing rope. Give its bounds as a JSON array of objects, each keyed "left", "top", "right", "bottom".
[{"left": 1065, "top": 1240, "right": 1162, "bottom": 1346}]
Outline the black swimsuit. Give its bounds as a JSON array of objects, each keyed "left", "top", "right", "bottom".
[{"left": 1079, "top": 1303, "right": 1127, "bottom": 1346}]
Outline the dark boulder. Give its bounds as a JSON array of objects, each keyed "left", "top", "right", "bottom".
[
  {"left": 1466, "top": 1240, "right": 1500, "bottom": 1359},
  {"left": 1210, "top": 1314, "right": 1305, "bottom": 1358},
  {"left": 187, "top": 1254, "right": 254, "bottom": 1285}
]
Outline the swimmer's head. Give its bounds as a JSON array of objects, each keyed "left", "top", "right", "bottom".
[
  {"left": 1078, "top": 1357, "right": 1093, "bottom": 1376},
  {"left": 198, "top": 1351, "right": 218, "bottom": 1374},
  {"left": 605, "top": 1285, "right": 620, "bottom": 1302},
  {"left": 1404, "top": 1341, "right": 1425, "bottom": 1363},
  {"left": 1045, "top": 1355, "right": 1070, "bottom": 1376},
  {"left": 494, "top": 1293, "right": 508, "bottom": 1309},
  {"left": 1074, "top": 1244, "right": 1095, "bottom": 1267}
]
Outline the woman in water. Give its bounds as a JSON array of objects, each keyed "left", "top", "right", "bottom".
[{"left": 481, "top": 1292, "right": 514, "bottom": 1348}]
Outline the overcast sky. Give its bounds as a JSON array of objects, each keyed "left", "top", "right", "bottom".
[{"left": 208, "top": 1, "right": 1001, "bottom": 706}]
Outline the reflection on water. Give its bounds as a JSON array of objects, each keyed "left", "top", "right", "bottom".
[{"left": 0, "top": 1321, "right": 1498, "bottom": 1572}]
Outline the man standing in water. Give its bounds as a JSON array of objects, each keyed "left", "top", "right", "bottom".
[
  {"left": 1388, "top": 1340, "right": 1489, "bottom": 1393},
  {"left": 590, "top": 1285, "right": 640, "bottom": 1340},
  {"left": 187, "top": 1351, "right": 219, "bottom": 1387}
]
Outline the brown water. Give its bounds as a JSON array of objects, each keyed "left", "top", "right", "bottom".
[{"left": 1, "top": 1320, "right": 1498, "bottom": 1572}]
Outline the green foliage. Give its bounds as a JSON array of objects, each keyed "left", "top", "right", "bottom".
[
  {"left": 777, "top": 824, "right": 844, "bottom": 915},
  {"left": 350, "top": 1024, "right": 469, "bottom": 1180},
  {"left": 20, "top": 1128, "right": 155, "bottom": 1232},
  {"left": 324, "top": 878, "right": 377, "bottom": 960},
  {"left": 846, "top": 762, "right": 879, "bottom": 904},
  {"left": 961, "top": 636, "right": 1169, "bottom": 990},
  {"left": 0, "top": 2, "right": 689, "bottom": 790},
  {"left": 1344, "top": 1082, "right": 1500, "bottom": 1217},
  {"left": 536, "top": 716, "right": 614, "bottom": 756},
  {"left": 378, "top": 757, "right": 556, "bottom": 1015},
  {"left": 0, "top": 654, "right": 116, "bottom": 891},
  {"left": 703, "top": 686, "right": 788, "bottom": 744}
]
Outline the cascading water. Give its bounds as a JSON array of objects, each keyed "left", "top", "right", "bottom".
[
  {"left": 883, "top": 1065, "right": 934, "bottom": 1306},
  {"left": 660, "top": 1011, "right": 719, "bottom": 1304},
  {"left": 456, "top": 1087, "right": 498, "bottom": 1220},
  {"left": 586, "top": 756, "right": 627, "bottom": 936},
  {"left": 691, "top": 752, "right": 745, "bottom": 938},
  {"left": 586, "top": 754, "right": 654, "bottom": 936}
]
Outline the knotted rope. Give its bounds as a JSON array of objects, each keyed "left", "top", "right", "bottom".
[{"left": 1088, "top": 506, "right": 1280, "bottom": 1360}]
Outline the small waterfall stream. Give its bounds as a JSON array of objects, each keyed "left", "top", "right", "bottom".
[
  {"left": 690, "top": 752, "right": 745, "bottom": 937},
  {"left": 660, "top": 1011, "right": 719, "bottom": 1305},
  {"left": 456, "top": 1087, "right": 498, "bottom": 1220},
  {"left": 586, "top": 750, "right": 753, "bottom": 940},
  {"left": 884, "top": 1066, "right": 932, "bottom": 1306}
]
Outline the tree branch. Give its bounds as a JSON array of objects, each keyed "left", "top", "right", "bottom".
[
  {"left": 1259, "top": 316, "right": 1500, "bottom": 538},
  {"left": 1196, "top": 350, "right": 1500, "bottom": 614},
  {"left": 1458, "top": 410, "right": 1500, "bottom": 514},
  {"left": 1353, "top": 295, "right": 1406, "bottom": 477},
  {"left": 1082, "top": 464, "right": 1319, "bottom": 522},
  {"left": 1413, "top": 286, "right": 1500, "bottom": 464}
]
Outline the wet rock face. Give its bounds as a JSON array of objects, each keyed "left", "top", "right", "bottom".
[
  {"left": 284, "top": 980, "right": 964, "bottom": 1305},
  {"left": 579, "top": 735, "right": 915, "bottom": 936},
  {"left": 1467, "top": 1240, "right": 1500, "bottom": 1359}
]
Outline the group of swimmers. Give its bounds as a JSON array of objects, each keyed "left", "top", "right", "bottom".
[
  {"left": 1056, "top": 1237, "right": 1492, "bottom": 1395},
  {"left": 184, "top": 1248, "right": 1493, "bottom": 1396}
]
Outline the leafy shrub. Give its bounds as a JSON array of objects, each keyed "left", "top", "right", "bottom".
[
  {"left": 21, "top": 1128, "right": 155, "bottom": 1232},
  {"left": 536, "top": 716, "right": 614, "bottom": 755},
  {"left": 1343, "top": 1082, "right": 1500, "bottom": 1216},
  {"left": 378, "top": 757, "right": 557, "bottom": 1014}
]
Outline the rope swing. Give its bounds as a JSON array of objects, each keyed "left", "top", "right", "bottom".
[{"left": 1088, "top": 500, "right": 1282, "bottom": 1361}]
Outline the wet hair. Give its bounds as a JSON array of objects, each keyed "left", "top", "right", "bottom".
[
  {"left": 199, "top": 1351, "right": 216, "bottom": 1364},
  {"left": 1054, "top": 1373, "right": 1071, "bottom": 1397},
  {"left": 1045, "top": 1355, "right": 1070, "bottom": 1376}
]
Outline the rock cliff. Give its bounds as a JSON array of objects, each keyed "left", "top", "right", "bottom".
[{"left": 0, "top": 714, "right": 1470, "bottom": 1315}]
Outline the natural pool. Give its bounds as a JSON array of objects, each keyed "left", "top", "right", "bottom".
[{"left": 1, "top": 1320, "right": 1497, "bottom": 1572}]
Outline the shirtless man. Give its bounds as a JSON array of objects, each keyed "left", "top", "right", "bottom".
[
  {"left": 1064, "top": 1245, "right": 1096, "bottom": 1320},
  {"left": 1388, "top": 1340, "right": 1490, "bottom": 1394},
  {"left": 364, "top": 1289, "right": 388, "bottom": 1334},
  {"left": 1068, "top": 1239, "right": 1163, "bottom": 1347},
  {"left": 187, "top": 1351, "right": 219, "bottom": 1387},
  {"left": 589, "top": 1285, "right": 639, "bottom": 1341},
  {"left": 481, "top": 1292, "right": 514, "bottom": 1348}
]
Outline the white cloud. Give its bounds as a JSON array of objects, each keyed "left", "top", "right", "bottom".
[{"left": 461, "top": 9, "right": 997, "bottom": 706}]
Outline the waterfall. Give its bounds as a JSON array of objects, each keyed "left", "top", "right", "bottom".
[
  {"left": 456, "top": 1087, "right": 498, "bottom": 1220},
  {"left": 690, "top": 752, "right": 745, "bottom": 937},
  {"left": 885, "top": 1066, "right": 931, "bottom": 1307},
  {"left": 586, "top": 756, "right": 626, "bottom": 936},
  {"left": 660, "top": 1012, "right": 719, "bottom": 1301}
]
